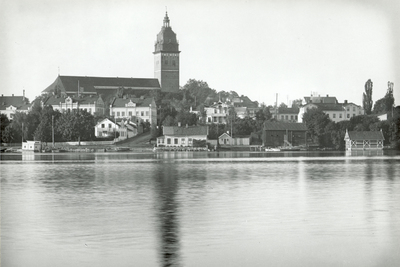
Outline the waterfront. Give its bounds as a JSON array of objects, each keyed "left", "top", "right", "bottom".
[{"left": 1, "top": 151, "right": 400, "bottom": 266}]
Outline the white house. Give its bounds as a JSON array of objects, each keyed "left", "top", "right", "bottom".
[
  {"left": 94, "top": 118, "right": 141, "bottom": 141},
  {"left": 0, "top": 93, "right": 30, "bottom": 120},
  {"left": 42, "top": 95, "right": 105, "bottom": 115},
  {"left": 157, "top": 125, "right": 208, "bottom": 147},
  {"left": 110, "top": 97, "right": 157, "bottom": 126}
]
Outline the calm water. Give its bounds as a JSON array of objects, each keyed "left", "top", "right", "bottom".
[{"left": 1, "top": 151, "right": 400, "bottom": 267}]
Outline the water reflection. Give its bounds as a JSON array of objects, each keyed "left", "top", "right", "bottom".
[{"left": 152, "top": 164, "right": 181, "bottom": 267}]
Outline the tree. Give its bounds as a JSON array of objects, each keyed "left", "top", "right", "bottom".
[
  {"left": 0, "top": 114, "right": 10, "bottom": 142},
  {"left": 33, "top": 106, "right": 57, "bottom": 142},
  {"left": 174, "top": 110, "right": 198, "bottom": 126},
  {"left": 302, "top": 107, "right": 331, "bottom": 146},
  {"left": 363, "top": 79, "right": 373, "bottom": 115},
  {"left": 373, "top": 82, "right": 395, "bottom": 114}
]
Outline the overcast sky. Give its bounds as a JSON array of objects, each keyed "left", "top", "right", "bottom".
[{"left": 1, "top": 0, "right": 399, "bottom": 107}]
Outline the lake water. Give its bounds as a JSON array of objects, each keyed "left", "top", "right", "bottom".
[{"left": 1, "top": 151, "right": 400, "bottom": 267}]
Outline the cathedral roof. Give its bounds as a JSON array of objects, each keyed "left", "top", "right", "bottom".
[
  {"left": 42, "top": 75, "right": 161, "bottom": 95},
  {"left": 154, "top": 12, "right": 180, "bottom": 53}
]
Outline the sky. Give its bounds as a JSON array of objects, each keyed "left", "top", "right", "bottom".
[{"left": 1, "top": 0, "right": 399, "bottom": 107}]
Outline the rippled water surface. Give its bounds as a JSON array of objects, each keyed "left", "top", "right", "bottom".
[{"left": 1, "top": 151, "right": 400, "bottom": 266}]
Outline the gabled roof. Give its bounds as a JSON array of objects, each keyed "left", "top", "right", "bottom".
[
  {"left": 111, "top": 97, "right": 154, "bottom": 108},
  {"left": 163, "top": 125, "right": 208, "bottom": 136},
  {"left": 0, "top": 95, "right": 30, "bottom": 111},
  {"left": 278, "top": 107, "right": 299, "bottom": 114},
  {"left": 264, "top": 122, "right": 307, "bottom": 131},
  {"left": 347, "top": 131, "right": 384, "bottom": 140},
  {"left": 43, "top": 75, "right": 161, "bottom": 94}
]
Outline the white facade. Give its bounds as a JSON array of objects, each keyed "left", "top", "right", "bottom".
[
  {"left": 298, "top": 102, "right": 364, "bottom": 123},
  {"left": 204, "top": 102, "right": 230, "bottom": 124},
  {"left": 110, "top": 99, "right": 157, "bottom": 125}
]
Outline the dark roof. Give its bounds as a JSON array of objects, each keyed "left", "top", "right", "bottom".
[
  {"left": 347, "top": 131, "right": 384, "bottom": 140},
  {"left": 264, "top": 122, "right": 307, "bottom": 131},
  {"left": 304, "top": 96, "right": 338, "bottom": 104},
  {"left": 303, "top": 103, "right": 344, "bottom": 111},
  {"left": 112, "top": 97, "right": 154, "bottom": 108},
  {"left": 0, "top": 95, "right": 30, "bottom": 111},
  {"left": 163, "top": 126, "right": 208, "bottom": 136},
  {"left": 278, "top": 107, "right": 299, "bottom": 114},
  {"left": 154, "top": 12, "right": 179, "bottom": 53},
  {"left": 43, "top": 76, "right": 161, "bottom": 94}
]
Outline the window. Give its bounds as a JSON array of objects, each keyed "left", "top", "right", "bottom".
[
  {"left": 167, "top": 138, "right": 171, "bottom": 144},
  {"left": 174, "top": 138, "right": 178, "bottom": 145},
  {"left": 112, "top": 112, "right": 115, "bottom": 116},
  {"left": 339, "top": 114, "right": 342, "bottom": 118},
  {"left": 165, "top": 60, "right": 168, "bottom": 65},
  {"left": 136, "top": 111, "right": 139, "bottom": 116},
  {"left": 347, "top": 114, "right": 350, "bottom": 118},
  {"left": 145, "top": 111, "right": 149, "bottom": 116},
  {"left": 290, "top": 115, "right": 293, "bottom": 120},
  {"left": 285, "top": 115, "right": 288, "bottom": 120},
  {"left": 353, "top": 107, "right": 355, "bottom": 111},
  {"left": 352, "top": 114, "right": 355, "bottom": 117},
  {"left": 129, "top": 111, "right": 132, "bottom": 116},
  {"left": 141, "top": 111, "right": 144, "bottom": 116},
  {"left": 213, "top": 117, "right": 217, "bottom": 123},
  {"left": 333, "top": 114, "right": 336, "bottom": 118},
  {"left": 121, "top": 112, "right": 125, "bottom": 116},
  {"left": 172, "top": 60, "right": 176, "bottom": 66},
  {"left": 108, "top": 124, "right": 112, "bottom": 128},
  {"left": 117, "top": 112, "right": 120, "bottom": 117},
  {"left": 188, "top": 138, "right": 193, "bottom": 145},
  {"left": 347, "top": 107, "right": 349, "bottom": 111},
  {"left": 208, "top": 117, "right": 212, "bottom": 123},
  {"left": 181, "top": 138, "right": 186, "bottom": 145},
  {"left": 101, "top": 124, "right": 105, "bottom": 128}
]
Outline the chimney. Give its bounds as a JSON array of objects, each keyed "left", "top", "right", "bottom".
[
  {"left": 186, "top": 124, "right": 188, "bottom": 128},
  {"left": 344, "top": 100, "right": 348, "bottom": 104},
  {"left": 23, "top": 90, "right": 25, "bottom": 100},
  {"left": 12, "top": 94, "right": 14, "bottom": 97},
  {"left": 326, "top": 94, "right": 329, "bottom": 97}
]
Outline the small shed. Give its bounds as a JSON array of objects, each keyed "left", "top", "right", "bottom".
[
  {"left": 262, "top": 122, "right": 307, "bottom": 147},
  {"left": 218, "top": 133, "right": 250, "bottom": 146},
  {"left": 344, "top": 130, "right": 384, "bottom": 151},
  {"left": 22, "top": 141, "right": 42, "bottom": 152}
]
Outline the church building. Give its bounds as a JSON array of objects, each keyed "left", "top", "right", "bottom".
[{"left": 42, "top": 12, "right": 180, "bottom": 100}]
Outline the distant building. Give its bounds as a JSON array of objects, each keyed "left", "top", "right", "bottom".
[
  {"left": 22, "top": 140, "right": 41, "bottom": 152},
  {"left": 218, "top": 133, "right": 250, "bottom": 146},
  {"left": 270, "top": 107, "right": 299, "bottom": 122},
  {"left": 42, "top": 94, "right": 105, "bottom": 115},
  {"left": 204, "top": 101, "right": 230, "bottom": 124},
  {"left": 262, "top": 122, "right": 307, "bottom": 147},
  {"left": 298, "top": 96, "right": 364, "bottom": 123},
  {"left": 157, "top": 125, "right": 208, "bottom": 147},
  {"left": 109, "top": 97, "right": 157, "bottom": 125},
  {"left": 0, "top": 92, "right": 30, "bottom": 120},
  {"left": 344, "top": 130, "right": 384, "bottom": 151}
]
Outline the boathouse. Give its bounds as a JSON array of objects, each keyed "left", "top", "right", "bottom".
[
  {"left": 262, "top": 122, "right": 307, "bottom": 148},
  {"left": 344, "top": 130, "right": 384, "bottom": 151},
  {"left": 157, "top": 125, "right": 208, "bottom": 148}
]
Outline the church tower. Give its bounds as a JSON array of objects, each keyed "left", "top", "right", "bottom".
[{"left": 154, "top": 12, "right": 180, "bottom": 93}]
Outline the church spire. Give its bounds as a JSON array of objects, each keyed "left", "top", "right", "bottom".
[{"left": 163, "top": 12, "right": 170, "bottom": 28}]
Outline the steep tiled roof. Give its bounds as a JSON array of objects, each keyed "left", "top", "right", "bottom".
[
  {"left": 278, "top": 107, "right": 299, "bottom": 114},
  {"left": 163, "top": 126, "right": 208, "bottom": 136},
  {"left": 43, "top": 76, "right": 161, "bottom": 94},
  {"left": 112, "top": 97, "right": 154, "bottom": 108},
  {"left": 347, "top": 131, "right": 384, "bottom": 140},
  {"left": 0, "top": 95, "right": 30, "bottom": 111},
  {"left": 264, "top": 122, "right": 307, "bottom": 131}
]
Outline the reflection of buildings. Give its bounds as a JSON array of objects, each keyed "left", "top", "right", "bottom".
[{"left": 153, "top": 164, "right": 181, "bottom": 266}]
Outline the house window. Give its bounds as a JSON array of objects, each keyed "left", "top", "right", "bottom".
[
  {"left": 145, "top": 111, "right": 149, "bottom": 116},
  {"left": 174, "top": 138, "right": 178, "bottom": 145},
  {"left": 167, "top": 138, "right": 171, "bottom": 144},
  {"left": 129, "top": 111, "right": 132, "bottom": 116},
  {"left": 290, "top": 115, "right": 293, "bottom": 120},
  {"left": 188, "top": 138, "right": 193, "bottom": 145},
  {"left": 347, "top": 114, "right": 350, "bottom": 118},
  {"left": 213, "top": 117, "right": 217, "bottom": 123},
  {"left": 108, "top": 124, "right": 112, "bottom": 128},
  {"left": 112, "top": 112, "right": 115, "bottom": 116},
  {"left": 101, "top": 124, "right": 105, "bottom": 128},
  {"left": 208, "top": 117, "right": 212, "bottom": 123},
  {"left": 339, "top": 114, "right": 342, "bottom": 118},
  {"left": 181, "top": 138, "right": 186, "bottom": 145},
  {"left": 141, "top": 111, "right": 144, "bottom": 116},
  {"left": 117, "top": 112, "right": 120, "bottom": 117},
  {"left": 347, "top": 107, "right": 349, "bottom": 111},
  {"left": 333, "top": 114, "right": 336, "bottom": 118},
  {"left": 136, "top": 111, "right": 139, "bottom": 116},
  {"left": 281, "top": 115, "right": 284, "bottom": 120},
  {"left": 121, "top": 112, "right": 125, "bottom": 116},
  {"left": 352, "top": 114, "right": 355, "bottom": 117}
]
